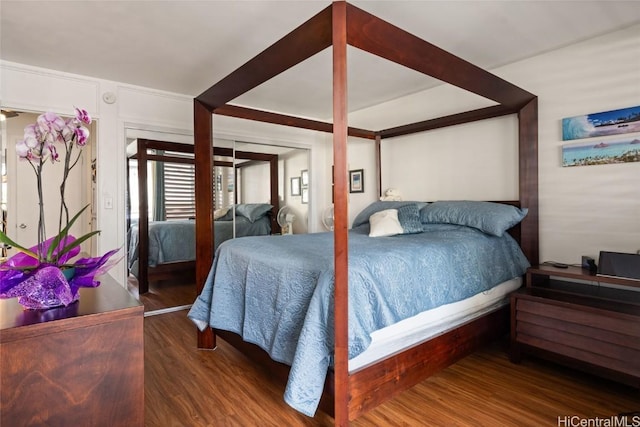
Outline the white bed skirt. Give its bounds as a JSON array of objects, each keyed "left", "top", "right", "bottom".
[{"left": 349, "top": 277, "right": 522, "bottom": 371}]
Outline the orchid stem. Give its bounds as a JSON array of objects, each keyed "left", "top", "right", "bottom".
[
  {"left": 58, "top": 142, "right": 74, "bottom": 236},
  {"left": 36, "top": 159, "right": 45, "bottom": 263}
]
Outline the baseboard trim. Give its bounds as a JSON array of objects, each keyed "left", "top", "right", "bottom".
[{"left": 144, "top": 304, "right": 192, "bottom": 317}]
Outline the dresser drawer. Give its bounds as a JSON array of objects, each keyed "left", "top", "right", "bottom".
[{"left": 512, "top": 294, "right": 640, "bottom": 379}]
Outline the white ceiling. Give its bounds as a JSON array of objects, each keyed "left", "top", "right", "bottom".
[{"left": 2, "top": 1, "right": 639, "bottom": 120}]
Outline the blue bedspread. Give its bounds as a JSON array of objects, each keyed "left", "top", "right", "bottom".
[
  {"left": 128, "top": 216, "right": 270, "bottom": 278},
  {"left": 188, "top": 224, "right": 529, "bottom": 416}
]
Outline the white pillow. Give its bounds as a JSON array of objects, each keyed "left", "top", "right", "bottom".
[
  {"left": 213, "top": 206, "right": 230, "bottom": 220},
  {"left": 369, "top": 209, "right": 404, "bottom": 237}
]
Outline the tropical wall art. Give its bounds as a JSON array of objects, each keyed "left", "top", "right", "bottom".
[
  {"left": 562, "top": 138, "right": 640, "bottom": 167},
  {"left": 561, "top": 105, "right": 640, "bottom": 167},
  {"left": 562, "top": 105, "right": 640, "bottom": 141}
]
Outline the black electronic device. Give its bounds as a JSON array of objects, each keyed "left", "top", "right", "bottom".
[
  {"left": 581, "top": 256, "right": 597, "bottom": 273},
  {"left": 597, "top": 251, "right": 640, "bottom": 281}
]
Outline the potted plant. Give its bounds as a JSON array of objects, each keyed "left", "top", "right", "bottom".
[{"left": 0, "top": 107, "right": 119, "bottom": 309}]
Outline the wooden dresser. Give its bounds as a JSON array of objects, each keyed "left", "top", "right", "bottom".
[
  {"left": 0, "top": 275, "right": 144, "bottom": 426},
  {"left": 510, "top": 264, "right": 640, "bottom": 388}
]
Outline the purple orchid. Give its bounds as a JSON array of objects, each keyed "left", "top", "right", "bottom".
[
  {"left": 18, "top": 122, "right": 61, "bottom": 163},
  {"left": 74, "top": 107, "right": 92, "bottom": 125},
  {"left": 74, "top": 126, "right": 90, "bottom": 146},
  {"left": 0, "top": 236, "right": 120, "bottom": 309},
  {"left": 0, "top": 106, "right": 117, "bottom": 310}
]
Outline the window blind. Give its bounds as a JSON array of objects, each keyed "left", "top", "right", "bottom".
[{"left": 164, "top": 161, "right": 195, "bottom": 220}]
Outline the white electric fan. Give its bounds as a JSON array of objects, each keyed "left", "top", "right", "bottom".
[
  {"left": 277, "top": 206, "right": 295, "bottom": 235},
  {"left": 321, "top": 205, "right": 334, "bottom": 231}
]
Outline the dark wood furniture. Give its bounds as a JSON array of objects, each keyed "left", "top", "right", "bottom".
[
  {"left": 511, "top": 265, "right": 640, "bottom": 388},
  {"left": 127, "top": 138, "right": 280, "bottom": 293},
  {"left": 193, "top": 2, "right": 538, "bottom": 424},
  {"left": 0, "top": 275, "right": 144, "bottom": 426}
]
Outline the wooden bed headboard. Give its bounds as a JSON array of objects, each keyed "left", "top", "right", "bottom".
[{"left": 192, "top": 2, "right": 538, "bottom": 423}]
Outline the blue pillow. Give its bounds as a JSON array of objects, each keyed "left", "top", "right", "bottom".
[
  {"left": 397, "top": 204, "right": 423, "bottom": 234},
  {"left": 352, "top": 201, "right": 428, "bottom": 228},
  {"left": 420, "top": 201, "right": 528, "bottom": 237},
  {"left": 235, "top": 203, "right": 273, "bottom": 222}
]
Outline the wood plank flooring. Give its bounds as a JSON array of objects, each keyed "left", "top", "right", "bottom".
[
  {"left": 144, "top": 310, "right": 638, "bottom": 427},
  {"left": 127, "top": 275, "right": 195, "bottom": 312}
]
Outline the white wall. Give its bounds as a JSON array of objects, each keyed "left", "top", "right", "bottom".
[
  {"left": 345, "top": 137, "right": 378, "bottom": 226},
  {"left": 239, "top": 163, "right": 270, "bottom": 204},
  {"left": 308, "top": 133, "right": 379, "bottom": 229},
  {"left": 348, "top": 23, "right": 640, "bottom": 265},
  {"left": 501, "top": 23, "right": 640, "bottom": 265},
  {"left": 280, "top": 149, "right": 310, "bottom": 234}
]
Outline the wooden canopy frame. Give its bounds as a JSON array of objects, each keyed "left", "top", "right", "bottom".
[
  {"left": 194, "top": 2, "right": 538, "bottom": 424},
  {"left": 127, "top": 139, "right": 279, "bottom": 294}
]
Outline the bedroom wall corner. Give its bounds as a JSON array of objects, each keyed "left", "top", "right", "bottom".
[
  {"left": 345, "top": 23, "right": 640, "bottom": 266},
  {"left": 346, "top": 137, "right": 378, "bottom": 226},
  {"left": 496, "top": 23, "right": 640, "bottom": 265}
]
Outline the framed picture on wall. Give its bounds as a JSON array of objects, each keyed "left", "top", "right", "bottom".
[
  {"left": 301, "top": 187, "right": 309, "bottom": 204},
  {"left": 562, "top": 105, "right": 640, "bottom": 141},
  {"left": 349, "top": 169, "right": 364, "bottom": 193},
  {"left": 291, "top": 177, "right": 301, "bottom": 196},
  {"left": 301, "top": 169, "right": 309, "bottom": 187}
]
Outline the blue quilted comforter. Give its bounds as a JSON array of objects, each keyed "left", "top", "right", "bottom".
[
  {"left": 128, "top": 216, "right": 271, "bottom": 278},
  {"left": 188, "top": 224, "right": 529, "bottom": 416}
]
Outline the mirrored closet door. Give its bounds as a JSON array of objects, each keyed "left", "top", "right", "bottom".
[{"left": 125, "top": 134, "right": 309, "bottom": 313}]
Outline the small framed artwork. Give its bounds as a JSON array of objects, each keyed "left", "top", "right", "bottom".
[
  {"left": 562, "top": 105, "right": 640, "bottom": 141},
  {"left": 301, "top": 187, "right": 309, "bottom": 204},
  {"left": 301, "top": 169, "right": 309, "bottom": 187},
  {"left": 290, "top": 177, "right": 301, "bottom": 196},
  {"left": 349, "top": 169, "right": 364, "bottom": 193},
  {"left": 562, "top": 138, "right": 640, "bottom": 167}
]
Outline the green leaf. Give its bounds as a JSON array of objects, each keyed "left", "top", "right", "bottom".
[
  {"left": 56, "top": 230, "right": 101, "bottom": 259},
  {"left": 47, "top": 204, "right": 91, "bottom": 261},
  {"left": 0, "top": 230, "right": 38, "bottom": 259}
]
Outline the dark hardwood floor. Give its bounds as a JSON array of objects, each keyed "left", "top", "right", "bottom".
[
  {"left": 144, "top": 310, "right": 638, "bottom": 426},
  {"left": 127, "top": 275, "right": 195, "bottom": 312}
]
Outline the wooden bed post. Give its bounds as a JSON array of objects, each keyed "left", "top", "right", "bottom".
[
  {"left": 332, "top": 1, "right": 349, "bottom": 425},
  {"left": 270, "top": 157, "right": 280, "bottom": 233},
  {"left": 126, "top": 157, "right": 131, "bottom": 234},
  {"left": 136, "top": 138, "right": 149, "bottom": 294},
  {"left": 518, "top": 97, "right": 539, "bottom": 266},
  {"left": 194, "top": 99, "right": 215, "bottom": 349},
  {"left": 375, "top": 135, "right": 382, "bottom": 199}
]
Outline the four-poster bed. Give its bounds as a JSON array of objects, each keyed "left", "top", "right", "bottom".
[
  {"left": 127, "top": 138, "right": 279, "bottom": 294},
  {"left": 191, "top": 2, "right": 538, "bottom": 424}
]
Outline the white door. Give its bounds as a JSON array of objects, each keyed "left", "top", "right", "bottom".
[{"left": 5, "top": 111, "right": 89, "bottom": 257}]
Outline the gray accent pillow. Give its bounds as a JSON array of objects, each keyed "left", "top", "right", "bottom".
[
  {"left": 352, "top": 201, "right": 428, "bottom": 228},
  {"left": 397, "top": 204, "right": 423, "bottom": 234},
  {"left": 235, "top": 203, "right": 273, "bottom": 222}
]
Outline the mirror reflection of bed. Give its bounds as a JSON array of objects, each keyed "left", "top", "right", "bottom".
[{"left": 125, "top": 137, "right": 309, "bottom": 312}]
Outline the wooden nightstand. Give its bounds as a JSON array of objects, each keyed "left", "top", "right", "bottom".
[
  {"left": 510, "top": 265, "right": 640, "bottom": 388},
  {"left": 1, "top": 275, "right": 144, "bottom": 426}
]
